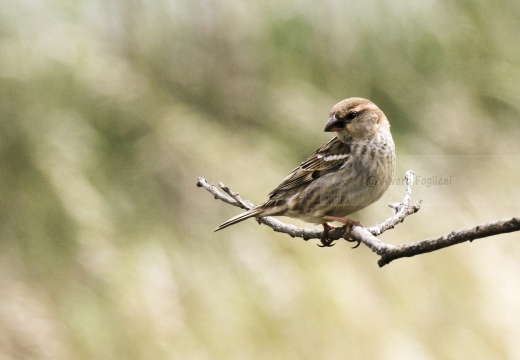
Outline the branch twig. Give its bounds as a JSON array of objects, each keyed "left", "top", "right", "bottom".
[
  {"left": 197, "top": 171, "right": 520, "bottom": 267},
  {"left": 349, "top": 216, "right": 520, "bottom": 267}
]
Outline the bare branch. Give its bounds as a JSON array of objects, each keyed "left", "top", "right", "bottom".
[
  {"left": 197, "top": 177, "right": 322, "bottom": 240},
  {"left": 197, "top": 171, "right": 520, "bottom": 267},
  {"left": 376, "top": 216, "right": 520, "bottom": 267}
]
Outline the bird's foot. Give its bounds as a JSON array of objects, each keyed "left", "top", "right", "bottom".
[
  {"left": 318, "top": 222, "right": 336, "bottom": 247},
  {"left": 322, "top": 216, "right": 362, "bottom": 249}
]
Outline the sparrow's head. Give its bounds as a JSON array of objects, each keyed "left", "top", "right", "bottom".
[{"left": 325, "top": 98, "right": 389, "bottom": 142}]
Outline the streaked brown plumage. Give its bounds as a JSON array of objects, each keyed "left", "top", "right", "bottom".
[{"left": 215, "top": 98, "right": 396, "bottom": 246}]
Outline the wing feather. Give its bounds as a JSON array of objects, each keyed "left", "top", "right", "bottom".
[{"left": 268, "top": 137, "right": 351, "bottom": 197}]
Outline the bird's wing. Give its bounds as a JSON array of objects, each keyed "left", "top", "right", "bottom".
[{"left": 268, "top": 136, "right": 351, "bottom": 197}]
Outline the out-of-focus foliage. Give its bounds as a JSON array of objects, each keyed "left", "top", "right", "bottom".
[{"left": 1, "top": 0, "right": 520, "bottom": 359}]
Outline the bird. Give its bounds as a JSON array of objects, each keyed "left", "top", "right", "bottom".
[{"left": 214, "top": 97, "right": 396, "bottom": 247}]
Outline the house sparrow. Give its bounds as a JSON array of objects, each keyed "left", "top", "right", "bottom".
[{"left": 214, "top": 97, "right": 396, "bottom": 247}]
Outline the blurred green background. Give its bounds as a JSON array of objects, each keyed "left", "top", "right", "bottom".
[{"left": 2, "top": 0, "right": 520, "bottom": 359}]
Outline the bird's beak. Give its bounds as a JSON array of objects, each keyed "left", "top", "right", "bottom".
[{"left": 324, "top": 114, "right": 345, "bottom": 132}]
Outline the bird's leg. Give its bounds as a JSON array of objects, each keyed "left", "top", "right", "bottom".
[
  {"left": 322, "top": 216, "right": 363, "bottom": 249},
  {"left": 317, "top": 222, "right": 336, "bottom": 247}
]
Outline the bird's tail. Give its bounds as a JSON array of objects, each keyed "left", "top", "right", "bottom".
[{"left": 214, "top": 208, "right": 263, "bottom": 232}]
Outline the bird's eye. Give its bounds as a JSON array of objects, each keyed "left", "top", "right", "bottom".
[{"left": 347, "top": 111, "right": 357, "bottom": 120}]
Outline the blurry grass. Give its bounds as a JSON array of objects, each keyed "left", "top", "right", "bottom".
[{"left": 1, "top": 0, "right": 520, "bottom": 359}]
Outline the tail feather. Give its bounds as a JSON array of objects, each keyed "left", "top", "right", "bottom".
[{"left": 214, "top": 208, "right": 263, "bottom": 232}]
